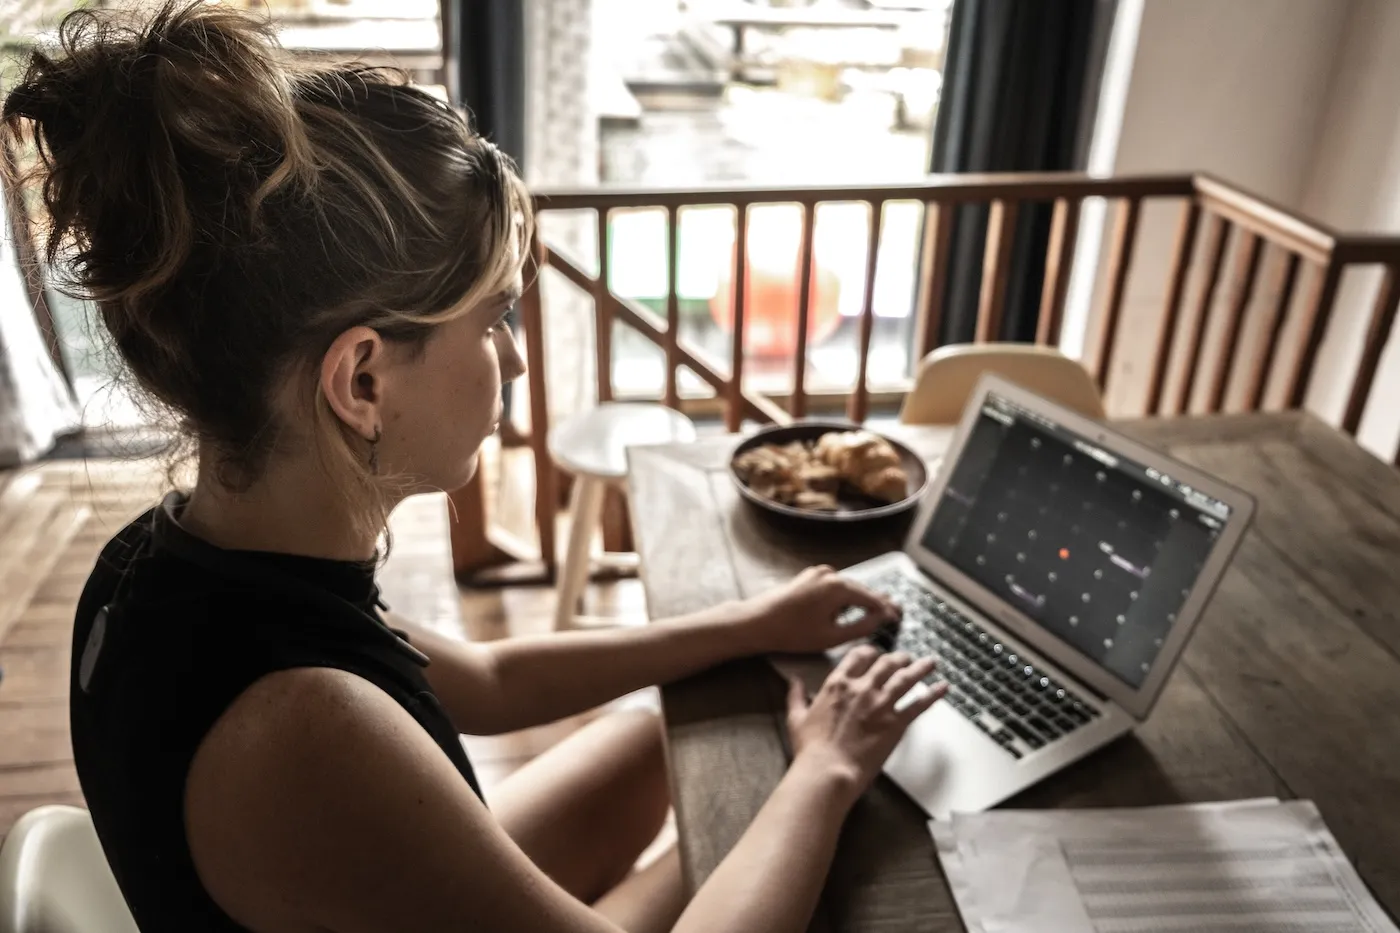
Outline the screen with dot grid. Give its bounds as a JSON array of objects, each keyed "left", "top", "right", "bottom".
[{"left": 922, "top": 394, "right": 1231, "bottom": 688}]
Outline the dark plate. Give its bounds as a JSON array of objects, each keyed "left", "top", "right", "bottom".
[{"left": 729, "top": 421, "right": 931, "bottom": 525}]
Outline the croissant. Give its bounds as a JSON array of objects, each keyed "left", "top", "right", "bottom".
[
  {"left": 737, "top": 430, "right": 910, "bottom": 511},
  {"left": 814, "top": 431, "right": 908, "bottom": 502},
  {"left": 861, "top": 465, "right": 909, "bottom": 503}
]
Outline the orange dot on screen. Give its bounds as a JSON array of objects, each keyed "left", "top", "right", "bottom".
[{"left": 1059, "top": 548, "right": 1071, "bottom": 560}]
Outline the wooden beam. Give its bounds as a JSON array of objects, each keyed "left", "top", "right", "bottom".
[
  {"left": 1193, "top": 173, "right": 1335, "bottom": 264},
  {"left": 533, "top": 172, "right": 1197, "bottom": 211}
]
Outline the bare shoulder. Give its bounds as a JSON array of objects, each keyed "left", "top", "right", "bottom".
[
  {"left": 185, "top": 667, "right": 612, "bottom": 933},
  {"left": 188, "top": 665, "right": 408, "bottom": 773},
  {"left": 183, "top": 667, "right": 433, "bottom": 931}
]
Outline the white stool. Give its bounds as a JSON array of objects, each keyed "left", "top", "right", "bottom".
[
  {"left": 548, "top": 403, "right": 696, "bottom": 630},
  {"left": 0, "top": 805, "right": 138, "bottom": 933}
]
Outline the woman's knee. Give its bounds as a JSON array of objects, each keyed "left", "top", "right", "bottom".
[{"left": 596, "top": 708, "right": 668, "bottom": 806}]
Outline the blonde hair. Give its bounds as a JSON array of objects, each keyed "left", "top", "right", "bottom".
[{"left": 2, "top": 0, "right": 532, "bottom": 535}]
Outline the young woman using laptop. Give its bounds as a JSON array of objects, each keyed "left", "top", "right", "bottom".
[{"left": 2, "top": 3, "right": 945, "bottom": 931}]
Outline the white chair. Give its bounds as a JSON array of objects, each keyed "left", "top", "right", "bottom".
[
  {"left": 548, "top": 402, "right": 696, "bottom": 630},
  {"left": 0, "top": 805, "right": 137, "bottom": 933},
  {"left": 900, "top": 343, "right": 1106, "bottom": 425}
]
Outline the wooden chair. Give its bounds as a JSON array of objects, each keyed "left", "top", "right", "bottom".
[{"left": 899, "top": 344, "right": 1106, "bottom": 425}]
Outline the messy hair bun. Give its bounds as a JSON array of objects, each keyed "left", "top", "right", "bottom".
[{"left": 2, "top": 0, "right": 529, "bottom": 511}]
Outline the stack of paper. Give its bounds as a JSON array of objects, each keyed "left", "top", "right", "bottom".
[{"left": 932, "top": 799, "right": 1397, "bottom": 933}]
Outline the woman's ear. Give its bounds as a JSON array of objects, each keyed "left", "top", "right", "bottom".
[{"left": 320, "top": 326, "right": 387, "bottom": 439}]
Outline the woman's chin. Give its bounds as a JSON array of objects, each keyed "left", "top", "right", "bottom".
[{"left": 444, "top": 450, "right": 482, "bottom": 491}]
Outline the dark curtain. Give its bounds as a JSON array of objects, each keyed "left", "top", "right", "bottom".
[
  {"left": 442, "top": 0, "right": 526, "bottom": 417},
  {"left": 926, "top": 0, "right": 1115, "bottom": 346},
  {"left": 442, "top": 0, "right": 526, "bottom": 164}
]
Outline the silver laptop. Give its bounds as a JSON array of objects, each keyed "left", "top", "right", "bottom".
[{"left": 813, "top": 375, "right": 1254, "bottom": 819}]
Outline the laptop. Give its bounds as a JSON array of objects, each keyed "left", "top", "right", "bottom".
[{"left": 802, "top": 375, "right": 1255, "bottom": 818}]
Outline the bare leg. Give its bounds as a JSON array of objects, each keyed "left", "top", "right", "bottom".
[
  {"left": 489, "top": 709, "right": 682, "bottom": 914},
  {"left": 594, "top": 845, "right": 686, "bottom": 933}
]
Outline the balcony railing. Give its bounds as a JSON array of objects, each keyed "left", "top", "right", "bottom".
[{"left": 454, "top": 174, "right": 1400, "bottom": 576}]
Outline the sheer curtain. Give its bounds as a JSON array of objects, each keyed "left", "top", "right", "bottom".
[{"left": 0, "top": 184, "right": 78, "bottom": 467}]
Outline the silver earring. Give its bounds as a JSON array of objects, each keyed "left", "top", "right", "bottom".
[{"left": 368, "top": 426, "right": 381, "bottom": 475}]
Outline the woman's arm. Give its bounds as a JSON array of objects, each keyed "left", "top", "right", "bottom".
[
  {"left": 395, "top": 566, "right": 900, "bottom": 734},
  {"left": 184, "top": 647, "right": 941, "bottom": 933}
]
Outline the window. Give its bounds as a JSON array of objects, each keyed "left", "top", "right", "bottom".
[{"left": 594, "top": 0, "right": 952, "bottom": 403}]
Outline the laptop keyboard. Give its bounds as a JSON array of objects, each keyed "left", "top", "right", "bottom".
[{"left": 859, "top": 571, "right": 1102, "bottom": 759}]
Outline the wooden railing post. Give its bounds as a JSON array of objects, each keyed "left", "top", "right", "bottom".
[
  {"left": 726, "top": 205, "right": 750, "bottom": 433},
  {"left": 1147, "top": 201, "right": 1201, "bottom": 414},
  {"left": 594, "top": 208, "right": 613, "bottom": 404},
  {"left": 1092, "top": 197, "right": 1143, "bottom": 393},
  {"left": 1037, "top": 197, "right": 1080, "bottom": 347},
  {"left": 913, "top": 202, "right": 954, "bottom": 360},
  {"left": 1175, "top": 216, "right": 1231, "bottom": 415},
  {"left": 664, "top": 205, "right": 681, "bottom": 410},
  {"left": 1285, "top": 258, "right": 1345, "bottom": 409},
  {"left": 791, "top": 202, "right": 817, "bottom": 419},
  {"left": 1208, "top": 231, "right": 1264, "bottom": 413},
  {"left": 1246, "top": 252, "right": 1300, "bottom": 411},
  {"left": 976, "top": 199, "right": 1019, "bottom": 343},
  {"left": 520, "top": 230, "right": 557, "bottom": 574},
  {"left": 1343, "top": 263, "right": 1400, "bottom": 435},
  {"left": 848, "top": 200, "right": 884, "bottom": 424}
]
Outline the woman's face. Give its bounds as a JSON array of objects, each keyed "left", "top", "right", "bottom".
[{"left": 376, "top": 276, "right": 527, "bottom": 492}]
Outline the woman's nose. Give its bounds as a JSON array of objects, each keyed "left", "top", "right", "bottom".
[{"left": 497, "top": 328, "right": 527, "bottom": 382}]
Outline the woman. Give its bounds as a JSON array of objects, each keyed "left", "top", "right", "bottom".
[{"left": 3, "top": 4, "right": 945, "bottom": 931}]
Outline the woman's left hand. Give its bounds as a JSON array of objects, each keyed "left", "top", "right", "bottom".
[{"left": 736, "top": 565, "right": 901, "bottom": 655}]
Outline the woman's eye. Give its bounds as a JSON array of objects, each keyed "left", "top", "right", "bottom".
[{"left": 489, "top": 306, "right": 517, "bottom": 334}]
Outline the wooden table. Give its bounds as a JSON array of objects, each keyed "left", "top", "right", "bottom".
[{"left": 627, "top": 412, "right": 1400, "bottom": 932}]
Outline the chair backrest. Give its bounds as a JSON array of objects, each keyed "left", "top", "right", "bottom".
[
  {"left": 899, "top": 343, "right": 1106, "bottom": 425},
  {"left": 0, "top": 805, "right": 138, "bottom": 933}
]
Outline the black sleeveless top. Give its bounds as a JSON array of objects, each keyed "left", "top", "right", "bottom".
[{"left": 69, "top": 494, "right": 483, "bottom": 931}]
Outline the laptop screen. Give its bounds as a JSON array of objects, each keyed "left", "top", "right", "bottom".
[{"left": 920, "top": 392, "right": 1232, "bottom": 688}]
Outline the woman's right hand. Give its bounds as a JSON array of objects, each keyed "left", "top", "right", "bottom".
[{"left": 785, "top": 646, "right": 947, "bottom": 805}]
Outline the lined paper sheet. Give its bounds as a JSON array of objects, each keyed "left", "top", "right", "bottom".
[{"left": 932, "top": 800, "right": 1397, "bottom": 933}]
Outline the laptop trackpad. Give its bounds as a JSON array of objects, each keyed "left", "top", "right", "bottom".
[
  {"left": 770, "top": 654, "right": 1015, "bottom": 819},
  {"left": 884, "top": 701, "right": 1022, "bottom": 819}
]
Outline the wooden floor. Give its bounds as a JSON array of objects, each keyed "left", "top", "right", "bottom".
[{"left": 0, "top": 455, "right": 652, "bottom": 842}]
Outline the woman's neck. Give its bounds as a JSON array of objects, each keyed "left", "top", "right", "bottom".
[{"left": 180, "top": 455, "right": 382, "bottom": 561}]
